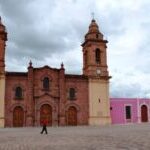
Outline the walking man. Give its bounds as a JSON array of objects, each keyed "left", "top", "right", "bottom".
[{"left": 40, "top": 119, "right": 48, "bottom": 134}]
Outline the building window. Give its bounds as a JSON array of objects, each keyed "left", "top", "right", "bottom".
[
  {"left": 95, "top": 48, "right": 100, "bottom": 63},
  {"left": 84, "top": 51, "right": 88, "bottom": 66},
  {"left": 69, "top": 88, "right": 76, "bottom": 100},
  {"left": 43, "top": 77, "right": 49, "bottom": 90},
  {"left": 15, "top": 87, "right": 23, "bottom": 99},
  {"left": 96, "top": 34, "right": 99, "bottom": 39},
  {"left": 125, "top": 106, "right": 131, "bottom": 119}
]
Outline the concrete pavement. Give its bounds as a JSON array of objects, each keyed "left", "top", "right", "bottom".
[{"left": 0, "top": 124, "right": 150, "bottom": 150}]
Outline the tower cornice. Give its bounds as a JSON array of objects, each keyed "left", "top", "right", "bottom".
[{"left": 81, "top": 39, "right": 108, "bottom": 47}]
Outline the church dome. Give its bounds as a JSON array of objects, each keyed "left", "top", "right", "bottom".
[
  {"left": 89, "top": 19, "right": 99, "bottom": 33},
  {"left": 84, "top": 19, "right": 103, "bottom": 41}
]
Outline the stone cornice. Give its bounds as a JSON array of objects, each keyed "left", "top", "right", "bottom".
[{"left": 34, "top": 92, "right": 59, "bottom": 99}]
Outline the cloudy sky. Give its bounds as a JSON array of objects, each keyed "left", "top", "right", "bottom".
[{"left": 0, "top": 0, "right": 150, "bottom": 98}]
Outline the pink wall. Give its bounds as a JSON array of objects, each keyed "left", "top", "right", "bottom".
[{"left": 110, "top": 98, "right": 150, "bottom": 124}]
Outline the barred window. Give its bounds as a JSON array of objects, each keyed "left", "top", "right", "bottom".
[
  {"left": 69, "top": 88, "right": 76, "bottom": 100},
  {"left": 43, "top": 77, "right": 49, "bottom": 90},
  {"left": 15, "top": 87, "right": 22, "bottom": 99},
  {"left": 125, "top": 106, "right": 131, "bottom": 119},
  {"left": 95, "top": 48, "right": 100, "bottom": 63}
]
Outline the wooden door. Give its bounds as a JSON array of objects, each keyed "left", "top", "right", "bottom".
[
  {"left": 141, "top": 105, "right": 148, "bottom": 122},
  {"left": 40, "top": 104, "right": 52, "bottom": 126},
  {"left": 13, "top": 106, "right": 24, "bottom": 127},
  {"left": 66, "top": 106, "right": 77, "bottom": 126}
]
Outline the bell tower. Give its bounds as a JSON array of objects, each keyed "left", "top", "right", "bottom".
[
  {"left": 82, "top": 19, "right": 111, "bottom": 125},
  {"left": 82, "top": 19, "right": 108, "bottom": 77},
  {"left": 0, "top": 17, "right": 7, "bottom": 127}
]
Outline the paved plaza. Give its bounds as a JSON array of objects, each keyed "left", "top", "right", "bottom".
[{"left": 0, "top": 124, "right": 150, "bottom": 150}]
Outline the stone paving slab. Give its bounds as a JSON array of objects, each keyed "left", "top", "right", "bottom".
[{"left": 0, "top": 124, "right": 150, "bottom": 150}]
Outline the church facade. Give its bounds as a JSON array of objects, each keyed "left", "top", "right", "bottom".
[{"left": 0, "top": 17, "right": 111, "bottom": 127}]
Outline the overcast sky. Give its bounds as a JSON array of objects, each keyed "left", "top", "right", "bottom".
[{"left": 0, "top": 0, "right": 150, "bottom": 98}]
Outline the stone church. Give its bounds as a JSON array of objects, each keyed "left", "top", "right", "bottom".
[{"left": 0, "top": 17, "right": 111, "bottom": 127}]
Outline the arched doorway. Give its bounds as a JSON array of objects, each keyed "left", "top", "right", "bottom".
[
  {"left": 66, "top": 106, "right": 77, "bottom": 126},
  {"left": 13, "top": 106, "right": 24, "bottom": 127},
  {"left": 40, "top": 104, "right": 52, "bottom": 126},
  {"left": 141, "top": 105, "right": 148, "bottom": 122}
]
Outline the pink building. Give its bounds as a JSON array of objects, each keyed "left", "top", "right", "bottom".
[{"left": 110, "top": 98, "right": 150, "bottom": 124}]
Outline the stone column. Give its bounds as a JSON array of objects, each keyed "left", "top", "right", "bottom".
[
  {"left": 0, "top": 74, "right": 5, "bottom": 127},
  {"left": 27, "top": 61, "right": 34, "bottom": 126},
  {"left": 0, "top": 18, "right": 7, "bottom": 127},
  {"left": 59, "top": 63, "right": 66, "bottom": 126}
]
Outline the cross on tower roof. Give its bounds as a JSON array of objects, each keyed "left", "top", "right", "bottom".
[{"left": 91, "top": 12, "right": 95, "bottom": 20}]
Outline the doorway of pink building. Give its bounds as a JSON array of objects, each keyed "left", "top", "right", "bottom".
[{"left": 141, "top": 105, "right": 148, "bottom": 122}]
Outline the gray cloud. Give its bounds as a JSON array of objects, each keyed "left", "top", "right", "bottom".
[
  {"left": 110, "top": 81, "right": 150, "bottom": 98},
  {"left": 1, "top": 0, "right": 83, "bottom": 68}
]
